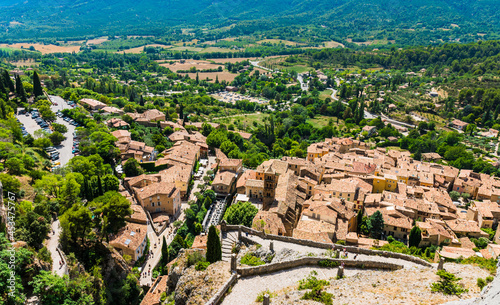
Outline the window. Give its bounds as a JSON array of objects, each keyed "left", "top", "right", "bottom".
[{"left": 152, "top": 202, "right": 155, "bottom": 207}]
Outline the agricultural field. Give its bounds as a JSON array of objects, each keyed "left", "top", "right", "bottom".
[
  {"left": 0, "top": 43, "right": 81, "bottom": 54},
  {"left": 122, "top": 44, "right": 172, "bottom": 54},
  {"left": 160, "top": 60, "right": 223, "bottom": 72},
  {"left": 180, "top": 71, "right": 237, "bottom": 83}
]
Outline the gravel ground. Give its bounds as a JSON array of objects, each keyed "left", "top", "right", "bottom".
[{"left": 223, "top": 263, "right": 489, "bottom": 305}]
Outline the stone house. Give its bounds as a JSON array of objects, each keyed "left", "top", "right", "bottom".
[
  {"left": 134, "top": 182, "right": 181, "bottom": 216},
  {"left": 109, "top": 222, "right": 148, "bottom": 262}
]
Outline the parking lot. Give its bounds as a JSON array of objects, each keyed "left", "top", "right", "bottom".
[{"left": 16, "top": 95, "right": 78, "bottom": 167}]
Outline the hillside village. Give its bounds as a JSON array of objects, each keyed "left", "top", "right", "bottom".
[{"left": 3, "top": 39, "right": 500, "bottom": 305}]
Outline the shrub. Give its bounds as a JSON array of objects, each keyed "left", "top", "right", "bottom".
[
  {"left": 256, "top": 289, "right": 276, "bottom": 302},
  {"left": 195, "top": 261, "right": 210, "bottom": 271},
  {"left": 241, "top": 253, "right": 265, "bottom": 266},
  {"left": 298, "top": 271, "right": 330, "bottom": 290},
  {"left": 301, "top": 287, "right": 333, "bottom": 305},
  {"left": 187, "top": 251, "right": 204, "bottom": 267},
  {"left": 461, "top": 256, "right": 498, "bottom": 275},
  {"left": 431, "top": 270, "right": 468, "bottom": 296},
  {"left": 318, "top": 260, "right": 340, "bottom": 268},
  {"left": 477, "top": 278, "right": 487, "bottom": 290}
]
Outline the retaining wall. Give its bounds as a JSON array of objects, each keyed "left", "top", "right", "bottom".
[
  {"left": 237, "top": 257, "right": 403, "bottom": 277},
  {"left": 204, "top": 273, "right": 238, "bottom": 305},
  {"left": 224, "top": 224, "right": 432, "bottom": 268}
]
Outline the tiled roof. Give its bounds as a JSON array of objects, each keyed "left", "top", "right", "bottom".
[
  {"left": 141, "top": 276, "right": 168, "bottom": 305},
  {"left": 135, "top": 182, "right": 178, "bottom": 200},
  {"left": 252, "top": 210, "right": 286, "bottom": 235},
  {"left": 109, "top": 222, "right": 147, "bottom": 253}
]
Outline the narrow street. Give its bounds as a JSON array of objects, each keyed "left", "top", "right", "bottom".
[
  {"left": 139, "top": 155, "right": 216, "bottom": 286},
  {"left": 46, "top": 220, "right": 67, "bottom": 277}
]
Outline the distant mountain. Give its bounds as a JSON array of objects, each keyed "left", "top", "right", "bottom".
[{"left": 1, "top": 0, "right": 499, "bottom": 40}]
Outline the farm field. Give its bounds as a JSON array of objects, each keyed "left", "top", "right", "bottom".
[
  {"left": 179, "top": 71, "right": 237, "bottom": 83},
  {"left": 122, "top": 44, "right": 172, "bottom": 54},
  {"left": 0, "top": 43, "right": 81, "bottom": 54},
  {"left": 160, "top": 60, "right": 223, "bottom": 72}
]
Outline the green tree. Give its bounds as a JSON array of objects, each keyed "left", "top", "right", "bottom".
[
  {"left": 49, "top": 131, "right": 66, "bottom": 146},
  {"left": 206, "top": 225, "right": 221, "bottom": 263},
  {"left": 33, "top": 71, "right": 44, "bottom": 97},
  {"left": 223, "top": 202, "right": 258, "bottom": 227},
  {"left": 449, "top": 191, "right": 460, "bottom": 201},
  {"left": 368, "top": 210, "right": 384, "bottom": 239},
  {"left": 93, "top": 192, "right": 132, "bottom": 242},
  {"left": 409, "top": 226, "right": 422, "bottom": 248},
  {"left": 52, "top": 123, "right": 68, "bottom": 134},
  {"left": 431, "top": 270, "right": 467, "bottom": 295},
  {"left": 123, "top": 158, "right": 144, "bottom": 177},
  {"left": 60, "top": 204, "right": 92, "bottom": 247},
  {"left": 160, "top": 236, "right": 169, "bottom": 274},
  {"left": 5, "top": 157, "right": 24, "bottom": 175}
]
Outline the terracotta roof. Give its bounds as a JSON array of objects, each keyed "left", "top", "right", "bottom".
[
  {"left": 365, "top": 207, "right": 412, "bottom": 230},
  {"left": 245, "top": 179, "right": 264, "bottom": 188},
  {"left": 191, "top": 234, "right": 208, "bottom": 249},
  {"left": 109, "top": 222, "right": 147, "bottom": 253},
  {"left": 128, "top": 204, "right": 148, "bottom": 223},
  {"left": 292, "top": 228, "right": 333, "bottom": 244},
  {"left": 141, "top": 276, "right": 168, "bottom": 305},
  {"left": 439, "top": 246, "right": 475, "bottom": 260},
  {"left": 252, "top": 211, "right": 286, "bottom": 235},
  {"left": 135, "top": 182, "right": 178, "bottom": 200},
  {"left": 445, "top": 219, "right": 483, "bottom": 234},
  {"left": 236, "top": 170, "right": 256, "bottom": 189},
  {"left": 213, "top": 171, "right": 236, "bottom": 187}
]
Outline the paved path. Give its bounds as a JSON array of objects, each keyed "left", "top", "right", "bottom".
[
  {"left": 139, "top": 221, "right": 177, "bottom": 286},
  {"left": 46, "top": 220, "right": 67, "bottom": 277},
  {"left": 221, "top": 231, "right": 428, "bottom": 304},
  {"left": 231, "top": 232, "right": 423, "bottom": 269}
]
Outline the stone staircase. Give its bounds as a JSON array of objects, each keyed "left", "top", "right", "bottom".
[{"left": 221, "top": 230, "right": 238, "bottom": 262}]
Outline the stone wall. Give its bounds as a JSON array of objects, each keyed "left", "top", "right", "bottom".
[
  {"left": 204, "top": 273, "right": 238, "bottom": 305},
  {"left": 237, "top": 257, "right": 403, "bottom": 277},
  {"left": 225, "top": 225, "right": 432, "bottom": 268}
]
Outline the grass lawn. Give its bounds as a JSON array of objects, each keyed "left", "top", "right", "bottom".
[
  {"left": 213, "top": 112, "right": 267, "bottom": 129},
  {"left": 307, "top": 115, "right": 343, "bottom": 129},
  {"left": 319, "top": 89, "right": 333, "bottom": 100},
  {"left": 282, "top": 65, "right": 312, "bottom": 74}
]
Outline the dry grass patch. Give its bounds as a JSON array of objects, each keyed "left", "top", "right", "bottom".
[
  {"left": 86, "top": 37, "right": 108, "bottom": 45},
  {"left": 122, "top": 44, "right": 171, "bottom": 54},
  {"left": 160, "top": 60, "right": 223, "bottom": 72},
  {"left": 180, "top": 71, "right": 236, "bottom": 83},
  {"left": 0, "top": 43, "right": 81, "bottom": 54}
]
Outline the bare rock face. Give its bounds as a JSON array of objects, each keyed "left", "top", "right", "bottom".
[
  {"left": 445, "top": 260, "right": 500, "bottom": 305},
  {"left": 167, "top": 248, "right": 231, "bottom": 305},
  {"left": 174, "top": 261, "right": 230, "bottom": 305}
]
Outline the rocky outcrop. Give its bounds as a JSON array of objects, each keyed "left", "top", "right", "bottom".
[
  {"left": 444, "top": 261, "right": 500, "bottom": 305},
  {"left": 167, "top": 249, "right": 232, "bottom": 305},
  {"left": 174, "top": 261, "right": 230, "bottom": 305}
]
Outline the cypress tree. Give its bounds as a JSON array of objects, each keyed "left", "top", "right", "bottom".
[
  {"left": 206, "top": 225, "right": 221, "bottom": 263},
  {"left": 33, "top": 71, "right": 43, "bottom": 97},
  {"left": 356, "top": 208, "right": 364, "bottom": 233},
  {"left": 160, "top": 236, "right": 169, "bottom": 274},
  {"left": 3, "top": 70, "right": 14, "bottom": 93},
  {"left": 409, "top": 226, "right": 422, "bottom": 248},
  {"left": 97, "top": 175, "right": 104, "bottom": 196},
  {"left": 15, "top": 75, "right": 22, "bottom": 96}
]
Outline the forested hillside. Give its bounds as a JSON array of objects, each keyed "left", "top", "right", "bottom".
[{"left": 1, "top": 0, "right": 500, "bottom": 45}]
